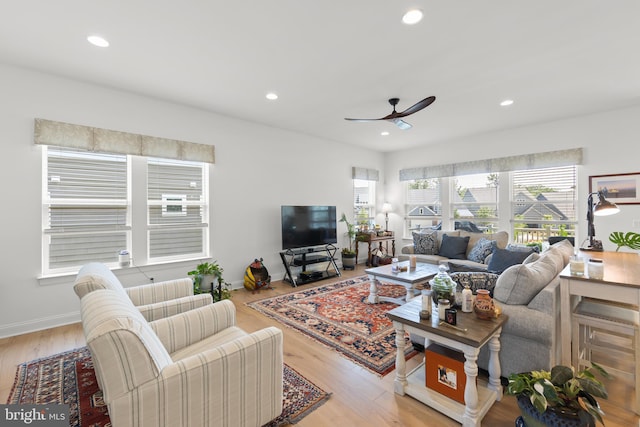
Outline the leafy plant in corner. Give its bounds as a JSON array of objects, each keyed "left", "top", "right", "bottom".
[
  {"left": 507, "top": 363, "right": 608, "bottom": 426},
  {"left": 609, "top": 231, "right": 640, "bottom": 252},
  {"left": 339, "top": 213, "right": 356, "bottom": 255}
]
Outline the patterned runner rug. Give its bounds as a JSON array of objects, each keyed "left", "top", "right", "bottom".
[
  {"left": 248, "top": 275, "right": 418, "bottom": 376},
  {"left": 8, "top": 346, "right": 330, "bottom": 427}
]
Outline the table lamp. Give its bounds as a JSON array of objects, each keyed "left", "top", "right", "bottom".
[
  {"left": 382, "top": 202, "right": 393, "bottom": 231},
  {"left": 584, "top": 191, "right": 620, "bottom": 251}
]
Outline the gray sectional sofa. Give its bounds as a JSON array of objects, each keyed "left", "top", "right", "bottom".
[
  {"left": 404, "top": 233, "right": 574, "bottom": 377},
  {"left": 454, "top": 239, "right": 574, "bottom": 376},
  {"left": 399, "top": 229, "right": 510, "bottom": 271}
]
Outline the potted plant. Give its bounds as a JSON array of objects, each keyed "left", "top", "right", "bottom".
[
  {"left": 339, "top": 213, "right": 357, "bottom": 270},
  {"left": 188, "top": 261, "right": 231, "bottom": 301},
  {"left": 609, "top": 231, "right": 640, "bottom": 252},
  {"left": 506, "top": 363, "right": 608, "bottom": 427}
]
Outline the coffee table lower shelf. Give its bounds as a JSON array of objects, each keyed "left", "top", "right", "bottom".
[{"left": 403, "top": 362, "right": 499, "bottom": 425}]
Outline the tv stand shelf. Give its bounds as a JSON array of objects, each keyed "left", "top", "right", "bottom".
[{"left": 279, "top": 244, "right": 341, "bottom": 287}]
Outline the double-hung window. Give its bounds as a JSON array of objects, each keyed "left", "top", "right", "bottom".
[
  {"left": 353, "top": 179, "right": 376, "bottom": 229},
  {"left": 43, "top": 148, "right": 209, "bottom": 275},
  {"left": 43, "top": 147, "right": 130, "bottom": 274},
  {"left": 511, "top": 165, "right": 577, "bottom": 244},
  {"left": 147, "top": 158, "right": 208, "bottom": 261},
  {"left": 450, "top": 173, "right": 498, "bottom": 233},
  {"left": 404, "top": 178, "right": 441, "bottom": 235}
]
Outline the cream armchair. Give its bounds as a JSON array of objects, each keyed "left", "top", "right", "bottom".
[
  {"left": 74, "top": 262, "right": 212, "bottom": 321},
  {"left": 81, "top": 289, "right": 284, "bottom": 427}
]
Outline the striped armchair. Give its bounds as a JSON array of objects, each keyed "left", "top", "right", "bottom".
[
  {"left": 81, "top": 289, "right": 284, "bottom": 427},
  {"left": 74, "top": 262, "right": 212, "bottom": 321}
]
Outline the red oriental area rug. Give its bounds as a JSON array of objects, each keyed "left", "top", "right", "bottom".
[
  {"left": 8, "top": 347, "right": 330, "bottom": 427},
  {"left": 248, "top": 275, "right": 418, "bottom": 376}
]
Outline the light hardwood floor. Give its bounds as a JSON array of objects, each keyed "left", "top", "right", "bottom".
[{"left": 1, "top": 265, "right": 638, "bottom": 426}]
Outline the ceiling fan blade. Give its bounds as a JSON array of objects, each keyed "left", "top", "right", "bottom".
[
  {"left": 344, "top": 117, "right": 385, "bottom": 122},
  {"left": 396, "top": 96, "right": 436, "bottom": 118},
  {"left": 391, "top": 118, "right": 412, "bottom": 130}
]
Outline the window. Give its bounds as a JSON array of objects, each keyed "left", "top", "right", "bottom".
[
  {"left": 43, "top": 147, "right": 209, "bottom": 275},
  {"left": 511, "top": 165, "right": 577, "bottom": 244},
  {"left": 404, "top": 179, "right": 441, "bottom": 235},
  {"left": 43, "top": 147, "right": 129, "bottom": 274},
  {"left": 353, "top": 179, "right": 376, "bottom": 230},
  {"left": 450, "top": 173, "right": 498, "bottom": 233},
  {"left": 148, "top": 158, "right": 208, "bottom": 261}
]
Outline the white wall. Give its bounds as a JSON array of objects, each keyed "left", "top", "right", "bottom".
[
  {"left": 0, "top": 64, "right": 383, "bottom": 337},
  {"left": 384, "top": 106, "right": 640, "bottom": 251}
]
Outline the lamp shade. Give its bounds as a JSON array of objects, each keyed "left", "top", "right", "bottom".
[
  {"left": 594, "top": 196, "right": 620, "bottom": 216},
  {"left": 382, "top": 202, "right": 393, "bottom": 213}
]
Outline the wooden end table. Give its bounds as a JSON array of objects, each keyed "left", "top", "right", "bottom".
[
  {"left": 356, "top": 232, "right": 395, "bottom": 266},
  {"left": 387, "top": 299, "right": 506, "bottom": 427}
]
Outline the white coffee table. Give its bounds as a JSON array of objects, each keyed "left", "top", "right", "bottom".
[{"left": 365, "top": 261, "right": 441, "bottom": 305}]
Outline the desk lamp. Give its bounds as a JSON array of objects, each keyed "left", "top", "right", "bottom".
[
  {"left": 584, "top": 191, "right": 620, "bottom": 251},
  {"left": 382, "top": 202, "right": 393, "bottom": 231}
]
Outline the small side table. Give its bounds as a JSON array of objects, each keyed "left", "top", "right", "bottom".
[
  {"left": 356, "top": 232, "right": 395, "bottom": 266},
  {"left": 387, "top": 299, "right": 505, "bottom": 427}
]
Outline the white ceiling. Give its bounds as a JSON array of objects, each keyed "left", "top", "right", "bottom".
[{"left": 2, "top": 1, "right": 640, "bottom": 152}]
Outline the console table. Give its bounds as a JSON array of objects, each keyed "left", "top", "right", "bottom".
[{"left": 356, "top": 232, "right": 395, "bottom": 266}]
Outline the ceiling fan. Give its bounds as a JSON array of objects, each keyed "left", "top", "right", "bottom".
[{"left": 344, "top": 96, "right": 436, "bottom": 130}]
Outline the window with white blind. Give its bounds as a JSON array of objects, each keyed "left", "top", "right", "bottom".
[
  {"left": 148, "top": 158, "right": 208, "bottom": 261},
  {"left": 42, "top": 147, "right": 209, "bottom": 275},
  {"left": 450, "top": 173, "right": 498, "bottom": 233},
  {"left": 43, "top": 147, "right": 130, "bottom": 273},
  {"left": 511, "top": 165, "right": 577, "bottom": 244},
  {"left": 353, "top": 179, "right": 376, "bottom": 229},
  {"left": 404, "top": 179, "right": 441, "bottom": 236}
]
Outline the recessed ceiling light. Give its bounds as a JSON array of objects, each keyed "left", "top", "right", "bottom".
[
  {"left": 402, "top": 9, "right": 423, "bottom": 25},
  {"left": 87, "top": 35, "right": 109, "bottom": 47},
  {"left": 500, "top": 99, "right": 514, "bottom": 107},
  {"left": 381, "top": 131, "right": 390, "bottom": 136},
  {"left": 266, "top": 92, "right": 278, "bottom": 100}
]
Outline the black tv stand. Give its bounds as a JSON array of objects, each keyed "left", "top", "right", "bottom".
[{"left": 279, "top": 244, "right": 341, "bottom": 287}]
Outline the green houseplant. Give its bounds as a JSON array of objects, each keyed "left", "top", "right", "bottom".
[
  {"left": 188, "top": 261, "right": 231, "bottom": 301},
  {"left": 339, "top": 213, "right": 357, "bottom": 270},
  {"left": 507, "top": 364, "right": 608, "bottom": 427},
  {"left": 609, "top": 231, "right": 640, "bottom": 252}
]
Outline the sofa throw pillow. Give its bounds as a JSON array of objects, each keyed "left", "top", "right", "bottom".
[
  {"left": 412, "top": 231, "right": 438, "bottom": 255},
  {"left": 438, "top": 234, "right": 470, "bottom": 260},
  {"left": 467, "top": 238, "right": 497, "bottom": 263},
  {"left": 447, "top": 261, "right": 487, "bottom": 273},
  {"left": 487, "top": 247, "right": 533, "bottom": 274},
  {"left": 493, "top": 257, "right": 557, "bottom": 305},
  {"left": 506, "top": 243, "right": 541, "bottom": 254}
]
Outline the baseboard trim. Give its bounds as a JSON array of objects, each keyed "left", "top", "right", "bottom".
[{"left": 0, "top": 311, "right": 80, "bottom": 339}]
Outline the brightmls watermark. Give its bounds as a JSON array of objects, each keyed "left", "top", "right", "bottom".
[{"left": 0, "top": 405, "right": 69, "bottom": 426}]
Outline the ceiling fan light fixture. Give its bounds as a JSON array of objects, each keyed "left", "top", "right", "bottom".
[{"left": 402, "top": 9, "right": 424, "bottom": 25}]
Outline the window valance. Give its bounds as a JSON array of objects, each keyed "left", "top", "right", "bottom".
[
  {"left": 399, "top": 148, "right": 582, "bottom": 181},
  {"left": 34, "top": 118, "right": 215, "bottom": 164},
  {"left": 352, "top": 166, "right": 379, "bottom": 181}
]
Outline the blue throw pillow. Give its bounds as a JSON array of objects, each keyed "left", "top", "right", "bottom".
[
  {"left": 467, "top": 238, "right": 497, "bottom": 263},
  {"left": 438, "top": 234, "right": 470, "bottom": 260},
  {"left": 412, "top": 231, "right": 438, "bottom": 255},
  {"left": 487, "top": 247, "right": 532, "bottom": 274}
]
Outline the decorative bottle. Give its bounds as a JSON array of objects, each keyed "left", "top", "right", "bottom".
[{"left": 461, "top": 285, "right": 473, "bottom": 313}]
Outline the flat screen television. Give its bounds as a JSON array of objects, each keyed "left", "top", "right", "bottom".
[{"left": 281, "top": 205, "right": 338, "bottom": 250}]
